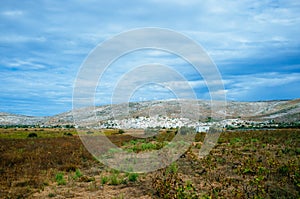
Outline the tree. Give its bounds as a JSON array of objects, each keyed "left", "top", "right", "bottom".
[{"left": 118, "top": 129, "right": 125, "bottom": 134}]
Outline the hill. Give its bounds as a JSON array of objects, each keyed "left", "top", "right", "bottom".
[{"left": 0, "top": 99, "right": 299, "bottom": 127}]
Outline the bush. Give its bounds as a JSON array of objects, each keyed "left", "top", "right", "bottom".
[
  {"left": 128, "top": 173, "right": 139, "bottom": 182},
  {"left": 27, "top": 133, "right": 38, "bottom": 138},
  {"left": 55, "top": 172, "right": 66, "bottom": 185},
  {"left": 101, "top": 176, "right": 109, "bottom": 185},
  {"left": 109, "top": 174, "right": 120, "bottom": 185},
  {"left": 72, "top": 169, "right": 82, "bottom": 180},
  {"left": 118, "top": 129, "right": 125, "bottom": 134},
  {"left": 48, "top": 193, "right": 56, "bottom": 197},
  {"left": 141, "top": 142, "right": 156, "bottom": 151}
]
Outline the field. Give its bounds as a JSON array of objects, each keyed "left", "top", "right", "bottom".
[{"left": 0, "top": 128, "right": 299, "bottom": 198}]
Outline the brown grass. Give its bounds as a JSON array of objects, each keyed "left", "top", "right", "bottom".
[{"left": 0, "top": 128, "right": 299, "bottom": 198}]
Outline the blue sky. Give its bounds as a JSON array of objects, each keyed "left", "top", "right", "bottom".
[{"left": 1, "top": 0, "right": 300, "bottom": 116}]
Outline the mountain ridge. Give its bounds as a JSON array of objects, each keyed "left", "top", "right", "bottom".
[{"left": 0, "top": 98, "right": 299, "bottom": 127}]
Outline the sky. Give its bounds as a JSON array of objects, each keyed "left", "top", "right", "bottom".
[{"left": 0, "top": 0, "right": 300, "bottom": 116}]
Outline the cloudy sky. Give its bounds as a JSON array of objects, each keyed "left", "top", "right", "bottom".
[{"left": 1, "top": 0, "right": 300, "bottom": 116}]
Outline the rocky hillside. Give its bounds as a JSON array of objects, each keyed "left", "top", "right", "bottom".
[
  {"left": 0, "top": 99, "right": 299, "bottom": 127},
  {"left": 0, "top": 112, "right": 46, "bottom": 126}
]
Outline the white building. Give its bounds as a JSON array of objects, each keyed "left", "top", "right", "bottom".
[{"left": 196, "top": 126, "right": 210, "bottom": 133}]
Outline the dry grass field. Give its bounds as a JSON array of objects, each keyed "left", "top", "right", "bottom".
[{"left": 0, "top": 128, "right": 299, "bottom": 198}]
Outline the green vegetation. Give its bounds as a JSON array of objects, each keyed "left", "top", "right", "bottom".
[
  {"left": 230, "top": 137, "right": 242, "bottom": 145},
  {"left": 101, "top": 176, "right": 109, "bottom": 185},
  {"left": 205, "top": 116, "right": 213, "bottom": 122},
  {"left": 122, "top": 139, "right": 168, "bottom": 152},
  {"left": 109, "top": 173, "right": 121, "bottom": 185},
  {"left": 72, "top": 169, "right": 82, "bottom": 180},
  {"left": 55, "top": 172, "right": 66, "bottom": 185},
  {"left": 128, "top": 173, "right": 139, "bottom": 182}
]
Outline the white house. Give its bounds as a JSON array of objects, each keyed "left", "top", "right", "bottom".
[{"left": 196, "top": 126, "right": 210, "bottom": 133}]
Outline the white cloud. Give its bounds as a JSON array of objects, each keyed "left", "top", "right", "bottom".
[
  {"left": 1, "top": 10, "right": 24, "bottom": 17},
  {"left": 2, "top": 59, "right": 46, "bottom": 70},
  {"left": 233, "top": 73, "right": 299, "bottom": 88},
  {"left": 0, "top": 35, "right": 46, "bottom": 43},
  {"left": 225, "top": 72, "right": 300, "bottom": 100}
]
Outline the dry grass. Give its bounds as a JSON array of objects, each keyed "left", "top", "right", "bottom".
[{"left": 0, "top": 128, "right": 299, "bottom": 198}]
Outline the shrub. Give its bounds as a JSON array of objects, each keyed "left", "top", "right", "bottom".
[
  {"left": 27, "top": 133, "right": 38, "bottom": 138},
  {"left": 48, "top": 193, "right": 56, "bottom": 197},
  {"left": 55, "top": 172, "right": 66, "bottom": 185},
  {"left": 109, "top": 174, "right": 120, "bottom": 185},
  {"left": 141, "top": 142, "right": 156, "bottom": 151},
  {"left": 101, "top": 176, "right": 109, "bottom": 185},
  {"left": 75, "top": 169, "right": 82, "bottom": 177},
  {"left": 128, "top": 173, "right": 139, "bottom": 182},
  {"left": 118, "top": 129, "right": 125, "bottom": 134},
  {"left": 72, "top": 169, "right": 82, "bottom": 180}
]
